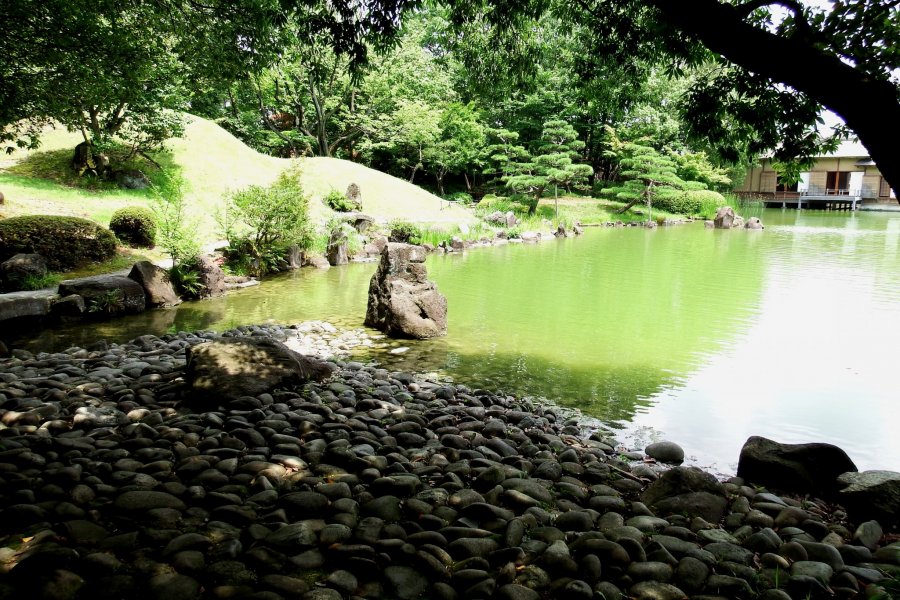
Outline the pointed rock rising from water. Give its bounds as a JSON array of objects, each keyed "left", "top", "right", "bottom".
[{"left": 364, "top": 243, "right": 447, "bottom": 339}]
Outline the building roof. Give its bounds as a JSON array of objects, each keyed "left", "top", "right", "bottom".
[{"left": 824, "top": 139, "right": 870, "bottom": 158}]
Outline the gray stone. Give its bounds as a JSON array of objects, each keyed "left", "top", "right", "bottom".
[
  {"left": 496, "top": 584, "right": 540, "bottom": 600},
  {"left": 736, "top": 436, "right": 858, "bottom": 498},
  {"left": 326, "top": 227, "right": 349, "bottom": 266},
  {"left": 675, "top": 556, "right": 708, "bottom": 593},
  {"left": 128, "top": 261, "right": 181, "bottom": 307},
  {"left": 1, "top": 253, "right": 48, "bottom": 291},
  {"left": 185, "top": 336, "right": 334, "bottom": 401},
  {"left": 837, "top": 470, "right": 900, "bottom": 526},
  {"left": 791, "top": 560, "right": 833, "bottom": 583},
  {"left": 745, "top": 217, "right": 764, "bottom": 229},
  {"left": 114, "top": 491, "right": 186, "bottom": 512},
  {"left": 853, "top": 520, "right": 883, "bottom": 550},
  {"left": 383, "top": 566, "right": 428, "bottom": 600},
  {"left": 114, "top": 169, "right": 150, "bottom": 190},
  {"left": 58, "top": 275, "right": 146, "bottom": 315},
  {"left": 265, "top": 522, "right": 319, "bottom": 549},
  {"left": 645, "top": 441, "right": 685, "bottom": 464},
  {"left": 629, "top": 581, "right": 687, "bottom": 600},
  {"left": 364, "top": 243, "right": 447, "bottom": 339},
  {"left": 642, "top": 467, "right": 727, "bottom": 523},
  {"left": 0, "top": 289, "right": 55, "bottom": 322},
  {"left": 713, "top": 206, "right": 736, "bottom": 229},
  {"left": 796, "top": 540, "right": 844, "bottom": 571},
  {"left": 196, "top": 255, "right": 225, "bottom": 298}
]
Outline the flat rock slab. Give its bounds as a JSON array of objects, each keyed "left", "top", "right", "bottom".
[
  {"left": 0, "top": 289, "right": 56, "bottom": 322},
  {"left": 58, "top": 275, "right": 146, "bottom": 315},
  {"left": 838, "top": 470, "right": 900, "bottom": 528},
  {"left": 185, "top": 336, "right": 335, "bottom": 402}
]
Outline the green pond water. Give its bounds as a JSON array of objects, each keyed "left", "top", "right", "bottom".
[{"left": 17, "top": 208, "right": 900, "bottom": 473}]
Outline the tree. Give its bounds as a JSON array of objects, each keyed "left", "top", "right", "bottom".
[
  {"left": 446, "top": 0, "right": 900, "bottom": 198},
  {"left": 0, "top": 0, "right": 414, "bottom": 164},
  {"left": 504, "top": 119, "right": 593, "bottom": 212},
  {"left": 602, "top": 143, "right": 696, "bottom": 215},
  {"left": 425, "top": 102, "right": 486, "bottom": 195}
]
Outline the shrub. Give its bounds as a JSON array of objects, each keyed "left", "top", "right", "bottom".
[
  {"left": 223, "top": 165, "right": 314, "bottom": 276},
  {"left": 388, "top": 219, "right": 424, "bottom": 244},
  {"left": 109, "top": 206, "right": 157, "bottom": 247},
  {"left": 445, "top": 191, "right": 473, "bottom": 204},
  {"left": 0, "top": 215, "right": 117, "bottom": 270},
  {"left": 653, "top": 189, "right": 726, "bottom": 216},
  {"left": 152, "top": 173, "right": 200, "bottom": 269},
  {"left": 323, "top": 188, "right": 355, "bottom": 212}
]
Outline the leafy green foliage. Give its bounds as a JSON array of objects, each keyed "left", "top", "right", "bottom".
[
  {"left": 653, "top": 189, "right": 726, "bottom": 217},
  {"left": 388, "top": 220, "right": 424, "bottom": 244},
  {"left": 151, "top": 174, "right": 199, "bottom": 269},
  {"left": 167, "top": 263, "right": 203, "bottom": 298},
  {"left": 601, "top": 143, "right": 693, "bottom": 215},
  {"left": 13, "top": 272, "right": 61, "bottom": 292},
  {"left": 323, "top": 188, "right": 356, "bottom": 212},
  {"left": 223, "top": 166, "right": 313, "bottom": 276},
  {"left": 503, "top": 120, "right": 593, "bottom": 212},
  {"left": 109, "top": 206, "right": 157, "bottom": 248},
  {"left": 87, "top": 289, "right": 125, "bottom": 315},
  {"left": 0, "top": 215, "right": 117, "bottom": 270}
]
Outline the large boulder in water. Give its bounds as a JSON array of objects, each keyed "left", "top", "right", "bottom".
[
  {"left": 327, "top": 227, "right": 349, "bottom": 266},
  {"left": 737, "top": 436, "right": 858, "bottom": 498},
  {"left": 837, "top": 470, "right": 900, "bottom": 529},
  {"left": 128, "top": 261, "right": 181, "bottom": 308},
  {"left": 713, "top": 206, "right": 735, "bottom": 229},
  {"left": 365, "top": 243, "right": 447, "bottom": 339},
  {"left": 185, "top": 337, "right": 335, "bottom": 402}
]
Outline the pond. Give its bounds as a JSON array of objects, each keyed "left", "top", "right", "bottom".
[{"left": 15, "top": 208, "right": 900, "bottom": 473}]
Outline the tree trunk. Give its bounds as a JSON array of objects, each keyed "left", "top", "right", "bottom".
[{"left": 648, "top": 0, "right": 900, "bottom": 198}]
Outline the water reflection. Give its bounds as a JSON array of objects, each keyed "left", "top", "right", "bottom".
[{"left": 8, "top": 208, "right": 900, "bottom": 472}]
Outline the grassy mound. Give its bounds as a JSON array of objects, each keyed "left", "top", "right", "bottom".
[{"left": 0, "top": 115, "right": 474, "bottom": 246}]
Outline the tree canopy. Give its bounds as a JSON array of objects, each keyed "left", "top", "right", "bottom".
[{"left": 446, "top": 0, "right": 900, "bottom": 195}]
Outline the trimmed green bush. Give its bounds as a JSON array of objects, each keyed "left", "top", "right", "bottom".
[
  {"left": 109, "top": 206, "right": 157, "bottom": 247},
  {"left": 653, "top": 189, "right": 726, "bottom": 216},
  {"left": 0, "top": 215, "right": 117, "bottom": 271}
]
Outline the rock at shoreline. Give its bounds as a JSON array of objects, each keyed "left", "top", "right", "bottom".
[
  {"left": 713, "top": 206, "right": 735, "bottom": 229},
  {"left": 364, "top": 243, "right": 447, "bottom": 339},
  {"left": 645, "top": 441, "right": 685, "bottom": 464},
  {"left": 327, "top": 227, "right": 349, "bottom": 266},
  {"left": 0, "top": 323, "right": 896, "bottom": 600},
  {"left": 642, "top": 466, "right": 728, "bottom": 523},
  {"left": 128, "top": 261, "right": 182, "bottom": 308},
  {"left": 185, "top": 336, "right": 335, "bottom": 401},
  {"left": 838, "top": 470, "right": 900, "bottom": 528},
  {"left": 58, "top": 275, "right": 146, "bottom": 316},
  {"left": 737, "top": 436, "right": 858, "bottom": 498},
  {"left": 1, "top": 253, "right": 48, "bottom": 292},
  {"left": 196, "top": 256, "right": 225, "bottom": 298}
]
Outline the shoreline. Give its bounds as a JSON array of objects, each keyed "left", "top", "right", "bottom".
[{"left": 0, "top": 322, "right": 897, "bottom": 600}]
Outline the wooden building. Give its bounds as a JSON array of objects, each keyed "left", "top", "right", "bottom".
[{"left": 735, "top": 140, "right": 895, "bottom": 208}]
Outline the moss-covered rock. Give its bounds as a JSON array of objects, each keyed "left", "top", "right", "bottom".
[{"left": 0, "top": 215, "right": 117, "bottom": 271}]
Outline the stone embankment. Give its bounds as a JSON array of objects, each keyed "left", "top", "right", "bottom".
[{"left": 0, "top": 323, "right": 897, "bottom": 600}]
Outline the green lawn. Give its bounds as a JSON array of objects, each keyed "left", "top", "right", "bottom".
[{"left": 0, "top": 114, "right": 476, "bottom": 245}]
